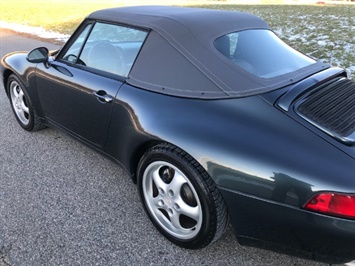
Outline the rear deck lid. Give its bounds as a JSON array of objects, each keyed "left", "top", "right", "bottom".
[{"left": 295, "top": 77, "right": 355, "bottom": 145}]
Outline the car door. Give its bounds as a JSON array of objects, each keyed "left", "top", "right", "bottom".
[{"left": 35, "top": 21, "right": 148, "bottom": 147}]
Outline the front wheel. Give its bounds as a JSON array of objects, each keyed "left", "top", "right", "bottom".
[
  {"left": 7, "top": 74, "right": 45, "bottom": 131},
  {"left": 137, "top": 143, "right": 228, "bottom": 249}
]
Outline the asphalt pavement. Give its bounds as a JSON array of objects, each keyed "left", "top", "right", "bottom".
[{"left": 0, "top": 28, "right": 331, "bottom": 266}]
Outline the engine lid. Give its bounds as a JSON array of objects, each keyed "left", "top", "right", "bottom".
[{"left": 294, "top": 77, "right": 355, "bottom": 145}]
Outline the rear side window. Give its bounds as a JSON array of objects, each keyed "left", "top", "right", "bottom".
[{"left": 214, "top": 29, "right": 316, "bottom": 78}]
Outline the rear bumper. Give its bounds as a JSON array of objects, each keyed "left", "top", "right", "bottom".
[{"left": 220, "top": 187, "right": 355, "bottom": 264}]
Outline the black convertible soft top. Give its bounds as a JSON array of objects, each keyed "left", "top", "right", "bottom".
[{"left": 89, "top": 6, "right": 328, "bottom": 98}]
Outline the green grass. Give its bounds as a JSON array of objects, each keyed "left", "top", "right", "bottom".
[
  {"left": 0, "top": 0, "right": 122, "bottom": 35},
  {"left": 0, "top": 1, "right": 354, "bottom": 76}
]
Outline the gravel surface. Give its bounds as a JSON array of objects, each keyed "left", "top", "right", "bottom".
[{"left": 0, "top": 29, "right": 332, "bottom": 266}]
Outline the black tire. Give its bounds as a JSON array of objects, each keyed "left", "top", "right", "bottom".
[
  {"left": 7, "top": 74, "right": 46, "bottom": 132},
  {"left": 137, "top": 143, "right": 228, "bottom": 249}
]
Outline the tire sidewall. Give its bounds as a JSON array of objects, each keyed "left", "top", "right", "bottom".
[
  {"left": 137, "top": 148, "right": 216, "bottom": 249},
  {"left": 7, "top": 75, "right": 35, "bottom": 131}
]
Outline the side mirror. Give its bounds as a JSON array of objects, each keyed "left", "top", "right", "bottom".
[{"left": 27, "top": 47, "right": 49, "bottom": 63}]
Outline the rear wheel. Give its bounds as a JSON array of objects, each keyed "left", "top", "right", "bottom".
[
  {"left": 137, "top": 143, "right": 228, "bottom": 249},
  {"left": 7, "top": 74, "right": 45, "bottom": 131}
]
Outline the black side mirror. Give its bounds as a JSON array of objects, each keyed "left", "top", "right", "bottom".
[{"left": 27, "top": 47, "right": 49, "bottom": 63}]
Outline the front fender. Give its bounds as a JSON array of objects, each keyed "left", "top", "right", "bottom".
[
  {"left": 1, "top": 52, "right": 37, "bottom": 92},
  {"left": 1, "top": 52, "right": 46, "bottom": 118}
]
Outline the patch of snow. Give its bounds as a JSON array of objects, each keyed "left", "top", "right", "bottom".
[
  {"left": 273, "top": 28, "right": 283, "bottom": 37},
  {"left": 288, "top": 34, "right": 307, "bottom": 43},
  {"left": 344, "top": 44, "right": 355, "bottom": 53},
  {"left": 0, "top": 16, "right": 353, "bottom": 79},
  {"left": 0, "top": 21, "right": 69, "bottom": 43}
]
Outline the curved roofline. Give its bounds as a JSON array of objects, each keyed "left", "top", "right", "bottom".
[
  {"left": 87, "top": 6, "right": 329, "bottom": 99},
  {"left": 88, "top": 6, "right": 270, "bottom": 36}
]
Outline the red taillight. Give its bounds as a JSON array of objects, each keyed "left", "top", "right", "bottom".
[{"left": 304, "top": 193, "right": 355, "bottom": 219}]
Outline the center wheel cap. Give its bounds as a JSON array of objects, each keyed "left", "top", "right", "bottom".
[{"left": 165, "top": 197, "right": 172, "bottom": 205}]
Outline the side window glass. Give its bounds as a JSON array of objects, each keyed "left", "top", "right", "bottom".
[
  {"left": 213, "top": 33, "right": 239, "bottom": 59},
  {"left": 62, "top": 24, "right": 92, "bottom": 64},
  {"left": 79, "top": 22, "right": 148, "bottom": 77},
  {"left": 229, "top": 33, "right": 239, "bottom": 56}
]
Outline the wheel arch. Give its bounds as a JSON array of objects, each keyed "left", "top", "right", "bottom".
[
  {"left": 129, "top": 140, "right": 206, "bottom": 185},
  {"left": 1, "top": 52, "right": 37, "bottom": 94},
  {"left": 129, "top": 139, "right": 166, "bottom": 184},
  {"left": 135, "top": 141, "right": 229, "bottom": 248},
  {"left": 2, "top": 69, "right": 13, "bottom": 96}
]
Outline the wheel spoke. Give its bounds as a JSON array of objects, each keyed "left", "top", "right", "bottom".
[
  {"left": 169, "top": 210, "right": 184, "bottom": 231},
  {"left": 17, "top": 109, "right": 25, "bottom": 118},
  {"left": 152, "top": 169, "right": 168, "bottom": 193},
  {"left": 18, "top": 89, "right": 24, "bottom": 98},
  {"left": 176, "top": 198, "right": 200, "bottom": 221},
  {"left": 18, "top": 90, "right": 29, "bottom": 113},
  {"left": 21, "top": 101, "right": 29, "bottom": 113},
  {"left": 12, "top": 85, "right": 20, "bottom": 98},
  {"left": 167, "top": 171, "right": 186, "bottom": 196}
]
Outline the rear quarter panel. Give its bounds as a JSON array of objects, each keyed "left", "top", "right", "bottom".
[
  {"left": 107, "top": 83, "right": 354, "bottom": 263},
  {"left": 108, "top": 83, "right": 354, "bottom": 206}
]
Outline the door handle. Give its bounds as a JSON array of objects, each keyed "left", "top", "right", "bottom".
[{"left": 93, "top": 91, "right": 113, "bottom": 103}]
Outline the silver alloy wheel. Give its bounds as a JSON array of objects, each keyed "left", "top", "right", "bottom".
[
  {"left": 142, "top": 161, "right": 203, "bottom": 240},
  {"left": 9, "top": 80, "right": 30, "bottom": 126}
]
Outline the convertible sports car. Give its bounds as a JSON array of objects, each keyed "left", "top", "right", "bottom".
[{"left": 1, "top": 6, "right": 354, "bottom": 264}]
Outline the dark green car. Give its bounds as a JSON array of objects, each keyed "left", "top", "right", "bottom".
[{"left": 1, "top": 6, "right": 354, "bottom": 264}]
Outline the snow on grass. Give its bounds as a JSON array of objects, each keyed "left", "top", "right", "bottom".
[
  {"left": 194, "top": 4, "right": 355, "bottom": 78},
  {"left": 1, "top": 4, "right": 354, "bottom": 78},
  {"left": 0, "top": 21, "right": 70, "bottom": 43}
]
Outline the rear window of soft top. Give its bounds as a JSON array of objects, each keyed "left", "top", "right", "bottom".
[{"left": 214, "top": 29, "right": 316, "bottom": 78}]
